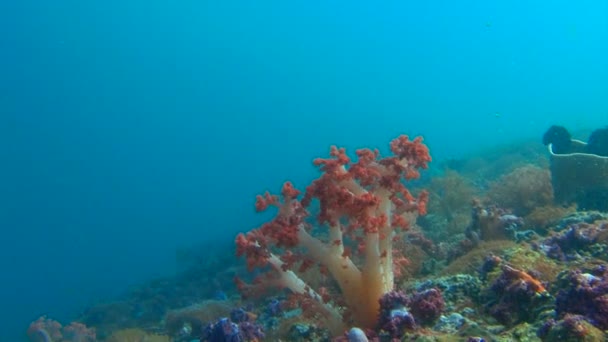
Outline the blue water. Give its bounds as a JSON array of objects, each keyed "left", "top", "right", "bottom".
[{"left": 1, "top": 1, "right": 607, "bottom": 340}]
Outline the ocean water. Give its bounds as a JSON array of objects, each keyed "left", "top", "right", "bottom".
[{"left": 1, "top": 1, "right": 607, "bottom": 340}]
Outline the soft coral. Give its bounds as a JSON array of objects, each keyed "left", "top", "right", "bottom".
[{"left": 235, "top": 135, "right": 430, "bottom": 333}]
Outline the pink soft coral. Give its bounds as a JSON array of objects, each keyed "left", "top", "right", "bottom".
[{"left": 235, "top": 135, "right": 430, "bottom": 333}]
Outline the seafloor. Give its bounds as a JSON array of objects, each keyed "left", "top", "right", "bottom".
[{"left": 26, "top": 135, "right": 608, "bottom": 342}]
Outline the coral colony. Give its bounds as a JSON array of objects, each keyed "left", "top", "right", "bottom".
[
  {"left": 26, "top": 130, "right": 608, "bottom": 341},
  {"left": 235, "top": 135, "right": 431, "bottom": 333}
]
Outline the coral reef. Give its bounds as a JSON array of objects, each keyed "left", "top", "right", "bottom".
[
  {"left": 201, "top": 315, "right": 264, "bottom": 342},
  {"left": 536, "top": 217, "right": 608, "bottom": 261},
  {"left": 27, "top": 136, "right": 608, "bottom": 342},
  {"left": 538, "top": 314, "right": 606, "bottom": 342},
  {"left": 554, "top": 266, "right": 608, "bottom": 330},
  {"left": 484, "top": 264, "right": 551, "bottom": 326}
]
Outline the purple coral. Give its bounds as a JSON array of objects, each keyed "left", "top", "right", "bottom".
[
  {"left": 201, "top": 318, "right": 240, "bottom": 342},
  {"left": 201, "top": 316, "right": 264, "bottom": 342},
  {"left": 486, "top": 265, "right": 550, "bottom": 326},
  {"left": 538, "top": 314, "right": 603, "bottom": 341},
  {"left": 408, "top": 288, "right": 445, "bottom": 325},
  {"left": 266, "top": 298, "right": 282, "bottom": 316},
  {"left": 555, "top": 265, "right": 608, "bottom": 329},
  {"left": 377, "top": 288, "right": 446, "bottom": 337},
  {"left": 377, "top": 291, "right": 415, "bottom": 339},
  {"left": 537, "top": 222, "right": 606, "bottom": 261}
]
